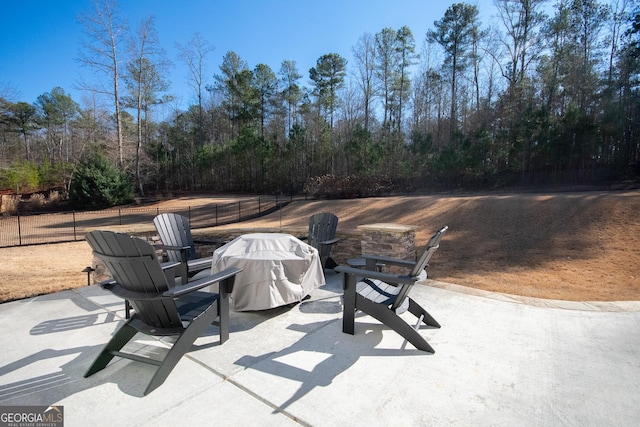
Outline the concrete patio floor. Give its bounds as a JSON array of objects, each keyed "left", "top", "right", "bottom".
[{"left": 1, "top": 270, "right": 639, "bottom": 426}]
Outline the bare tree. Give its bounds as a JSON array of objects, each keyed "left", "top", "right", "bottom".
[
  {"left": 124, "top": 16, "right": 171, "bottom": 195},
  {"left": 352, "top": 32, "right": 376, "bottom": 131},
  {"left": 606, "top": 0, "right": 632, "bottom": 85},
  {"left": 176, "top": 32, "right": 214, "bottom": 145},
  {"left": 493, "top": 0, "right": 547, "bottom": 90},
  {"left": 76, "top": 0, "right": 128, "bottom": 166},
  {"left": 0, "top": 83, "right": 20, "bottom": 102}
]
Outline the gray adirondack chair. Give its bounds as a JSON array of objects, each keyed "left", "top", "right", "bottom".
[
  {"left": 84, "top": 230, "right": 241, "bottom": 395},
  {"left": 153, "top": 213, "right": 224, "bottom": 283},
  {"left": 307, "top": 212, "right": 340, "bottom": 270},
  {"left": 335, "top": 226, "right": 448, "bottom": 353}
]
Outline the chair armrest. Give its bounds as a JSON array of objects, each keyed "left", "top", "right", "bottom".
[
  {"left": 97, "top": 262, "right": 180, "bottom": 289},
  {"left": 335, "top": 265, "right": 417, "bottom": 286},
  {"left": 160, "top": 261, "right": 181, "bottom": 271},
  {"left": 164, "top": 267, "right": 243, "bottom": 298},
  {"left": 157, "top": 245, "right": 190, "bottom": 282},
  {"left": 319, "top": 237, "right": 340, "bottom": 245},
  {"left": 156, "top": 245, "right": 190, "bottom": 266},
  {"left": 159, "top": 261, "right": 181, "bottom": 287},
  {"left": 155, "top": 244, "right": 190, "bottom": 253},
  {"left": 97, "top": 278, "right": 116, "bottom": 288},
  {"left": 360, "top": 253, "right": 416, "bottom": 269}
]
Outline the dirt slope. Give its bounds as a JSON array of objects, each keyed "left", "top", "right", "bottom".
[
  {"left": 1, "top": 191, "right": 638, "bottom": 302},
  {"left": 209, "top": 191, "right": 640, "bottom": 301}
]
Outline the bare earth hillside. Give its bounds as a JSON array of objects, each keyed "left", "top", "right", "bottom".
[{"left": 1, "top": 191, "right": 638, "bottom": 302}]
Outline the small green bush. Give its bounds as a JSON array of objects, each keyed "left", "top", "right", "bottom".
[
  {"left": 69, "top": 153, "right": 134, "bottom": 209},
  {"left": 0, "top": 161, "right": 40, "bottom": 193}
]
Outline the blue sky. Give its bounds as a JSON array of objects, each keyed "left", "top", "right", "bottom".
[{"left": 1, "top": 0, "right": 493, "bottom": 110}]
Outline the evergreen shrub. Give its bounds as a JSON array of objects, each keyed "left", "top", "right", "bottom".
[{"left": 69, "top": 153, "right": 133, "bottom": 209}]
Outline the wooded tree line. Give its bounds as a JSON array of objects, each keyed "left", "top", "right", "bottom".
[{"left": 1, "top": 0, "right": 639, "bottom": 199}]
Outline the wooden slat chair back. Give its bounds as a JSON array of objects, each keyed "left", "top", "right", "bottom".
[
  {"left": 392, "top": 225, "right": 448, "bottom": 312},
  {"left": 84, "top": 230, "right": 240, "bottom": 395},
  {"left": 153, "top": 212, "right": 197, "bottom": 263},
  {"left": 307, "top": 212, "right": 340, "bottom": 269},
  {"left": 336, "top": 226, "right": 448, "bottom": 353},
  {"left": 87, "top": 229, "right": 183, "bottom": 330},
  {"left": 153, "top": 212, "right": 222, "bottom": 285}
]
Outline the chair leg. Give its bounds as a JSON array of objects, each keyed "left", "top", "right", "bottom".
[
  {"left": 356, "top": 295, "right": 435, "bottom": 353},
  {"left": 84, "top": 323, "right": 138, "bottom": 378},
  {"left": 144, "top": 302, "right": 218, "bottom": 395},
  {"left": 178, "top": 248, "right": 189, "bottom": 285},
  {"left": 342, "top": 273, "right": 357, "bottom": 335},
  {"left": 217, "top": 277, "right": 231, "bottom": 344},
  {"left": 407, "top": 298, "right": 440, "bottom": 328}
]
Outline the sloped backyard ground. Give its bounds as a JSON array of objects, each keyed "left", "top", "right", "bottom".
[{"left": 1, "top": 190, "right": 639, "bottom": 302}]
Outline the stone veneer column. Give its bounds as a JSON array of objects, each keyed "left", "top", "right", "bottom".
[{"left": 357, "top": 223, "right": 417, "bottom": 273}]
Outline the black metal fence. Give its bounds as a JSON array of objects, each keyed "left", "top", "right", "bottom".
[{"left": 0, "top": 196, "right": 287, "bottom": 248}]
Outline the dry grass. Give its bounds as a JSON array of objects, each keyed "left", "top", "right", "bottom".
[{"left": 1, "top": 190, "right": 639, "bottom": 303}]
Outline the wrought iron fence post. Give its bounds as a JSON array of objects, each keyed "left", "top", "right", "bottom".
[
  {"left": 17, "top": 211, "right": 22, "bottom": 246},
  {"left": 73, "top": 211, "right": 77, "bottom": 241},
  {"left": 238, "top": 201, "right": 241, "bottom": 221},
  {"left": 215, "top": 204, "right": 218, "bottom": 226},
  {"left": 118, "top": 209, "right": 122, "bottom": 225}
]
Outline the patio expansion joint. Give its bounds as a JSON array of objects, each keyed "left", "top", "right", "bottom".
[{"left": 209, "top": 367, "right": 312, "bottom": 427}]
